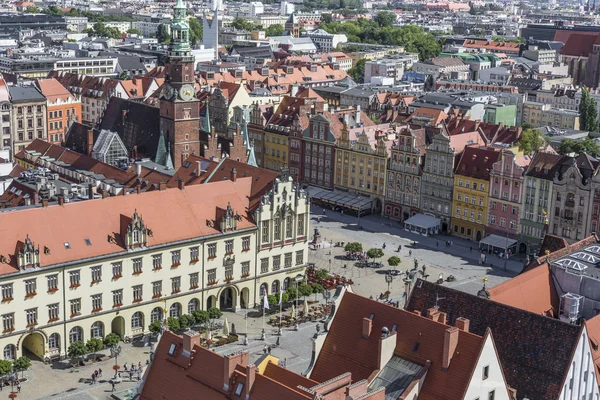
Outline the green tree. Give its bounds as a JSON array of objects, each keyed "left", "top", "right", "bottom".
[
  {"left": 189, "top": 17, "right": 203, "bottom": 46},
  {"left": 517, "top": 128, "right": 549, "bottom": 155},
  {"left": 118, "top": 71, "right": 129, "bottom": 80},
  {"left": 521, "top": 122, "right": 534, "bottom": 130},
  {"left": 208, "top": 307, "right": 223, "bottom": 319},
  {"left": 344, "top": 241, "right": 363, "bottom": 253},
  {"left": 310, "top": 283, "right": 324, "bottom": 294},
  {"left": 68, "top": 341, "right": 87, "bottom": 360},
  {"left": 103, "top": 333, "right": 120, "bottom": 347},
  {"left": 265, "top": 24, "right": 285, "bottom": 37},
  {"left": 127, "top": 28, "right": 141, "bottom": 35},
  {"left": 375, "top": 11, "right": 396, "bottom": 27},
  {"left": 157, "top": 24, "right": 171, "bottom": 44},
  {"left": 315, "top": 268, "right": 330, "bottom": 281},
  {"left": 13, "top": 356, "right": 31, "bottom": 379},
  {"left": 558, "top": 138, "right": 600, "bottom": 155},
  {"left": 192, "top": 310, "right": 209, "bottom": 324},
  {"left": 321, "top": 13, "right": 333, "bottom": 23},
  {"left": 348, "top": 58, "right": 366, "bottom": 83},
  {"left": 286, "top": 286, "right": 298, "bottom": 301},
  {"left": 0, "top": 360, "right": 12, "bottom": 376},
  {"left": 579, "top": 88, "right": 599, "bottom": 132},
  {"left": 231, "top": 17, "right": 257, "bottom": 31},
  {"left": 25, "top": 6, "right": 40, "bottom": 13},
  {"left": 178, "top": 314, "right": 193, "bottom": 330},
  {"left": 148, "top": 320, "right": 162, "bottom": 334},
  {"left": 298, "top": 283, "right": 314, "bottom": 297},
  {"left": 167, "top": 317, "right": 181, "bottom": 331},
  {"left": 388, "top": 256, "right": 401, "bottom": 269},
  {"left": 367, "top": 248, "right": 385, "bottom": 262},
  {"left": 86, "top": 338, "right": 104, "bottom": 356}
]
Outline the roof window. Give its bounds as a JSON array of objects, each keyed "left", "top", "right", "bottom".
[
  {"left": 85, "top": 238, "right": 92, "bottom": 246},
  {"left": 168, "top": 343, "right": 176, "bottom": 356},
  {"left": 64, "top": 242, "right": 71, "bottom": 249}
]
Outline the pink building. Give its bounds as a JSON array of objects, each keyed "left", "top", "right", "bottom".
[{"left": 487, "top": 149, "right": 530, "bottom": 240}]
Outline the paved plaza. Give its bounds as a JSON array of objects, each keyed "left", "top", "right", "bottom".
[{"left": 17, "top": 205, "right": 520, "bottom": 399}]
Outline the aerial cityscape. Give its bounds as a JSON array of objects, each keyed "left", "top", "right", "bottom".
[{"left": 1, "top": 0, "right": 600, "bottom": 398}]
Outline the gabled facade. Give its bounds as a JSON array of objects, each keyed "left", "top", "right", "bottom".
[
  {"left": 420, "top": 130, "right": 455, "bottom": 232},
  {"left": 384, "top": 126, "right": 426, "bottom": 222},
  {"left": 301, "top": 114, "right": 336, "bottom": 189}
]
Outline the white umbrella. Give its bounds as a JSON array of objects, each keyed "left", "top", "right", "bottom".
[
  {"left": 222, "top": 318, "right": 230, "bottom": 336},
  {"left": 303, "top": 298, "right": 309, "bottom": 315},
  {"left": 204, "top": 328, "right": 212, "bottom": 340},
  {"left": 291, "top": 304, "right": 296, "bottom": 319}
]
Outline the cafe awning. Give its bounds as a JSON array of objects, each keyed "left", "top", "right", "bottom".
[
  {"left": 403, "top": 214, "right": 440, "bottom": 230},
  {"left": 308, "top": 188, "right": 374, "bottom": 211},
  {"left": 479, "top": 234, "right": 517, "bottom": 250}
]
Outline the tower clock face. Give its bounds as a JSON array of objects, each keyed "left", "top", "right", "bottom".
[
  {"left": 179, "top": 85, "right": 195, "bottom": 101},
  {"left": 162, "top": 84, "right": 175, "bottom": 100}
]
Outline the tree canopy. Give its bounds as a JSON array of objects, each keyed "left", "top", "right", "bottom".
[
  {"left": 231, "top": 17, "right": 260, "bottom": 32},
  {"left": 157, "top": 24, "right": 170, "bottom": 44},
  {"left": 348, "top": 58, "right": 366, "bottom": 83},
  {"left": 0, "top": 360, "right": 12, "bottom": 376},
  {"left": 318, "top": 20, "right": 440, "bottom": 60},
  {"left": 367, "top": 248, "right": 384, "bottom": 260},
  {"left": 579, "top": 88, "right": 599, "bottom": 133},
  {"left": 68, "top": 341, "right": 87, "bottom": 359},
  {"left": 189, "top": 17, "right": 203, "bottom": 46},
  {"left": 86, "top": 22, "right": 123, "bottom": 39},
  {"left": 517, "top": 128, "right": 549, "bottom": 155},
  {"left": 388, "top": 256, "right": 401, "bottom": 267},
  {"left": 374, "top": 11, "right": 396, "bottom": 27},
  {"left": 265, "top": 24, "right": 285, "bottom": 37},
  {"left": 344, "top": 241, "right": 363, "bottom": 253},
  {"left": 558, "top": 138, "right": 600, "bottom": 155}
]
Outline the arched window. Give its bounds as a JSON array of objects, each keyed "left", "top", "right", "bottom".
[
  {"left": 91, "top": 321, "right": 104, "bottom": 339},
  {"left": 260, "top": 283, "right": 268, "bottom": 296},
  {"left": 48, "top": 333, "right": 60, "bottom": 350},
  {"left": 3, "top": 345, "right": 15, "bottom": 360},
  {"left": 169, "top": 303, "right": 181, "bottom": 318},
  {"left": 283, "top": 277, "right": 291, "bottom": 291},
  {"left": 271, "top": 280, "right": 280, "bottom": 294},
  {"left": 69, "top": 326, "right": 83, "bottom": 344},
  {"left": 150, "top": 307, "right": 163, "bottom": 323},
  {"left": 131, "top": 312, "right": 143, "bottom": 329},
  {"left": 188, "top": 299, "right": 199, "bottom": 315}
]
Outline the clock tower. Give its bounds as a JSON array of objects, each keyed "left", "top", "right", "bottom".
[{"left": 159, "top": 0, "right": 200, "bottom": 169}]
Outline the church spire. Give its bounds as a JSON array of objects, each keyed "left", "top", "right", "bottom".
[{"left": 169, "top": 0, "right": 192, "bottom": 59}]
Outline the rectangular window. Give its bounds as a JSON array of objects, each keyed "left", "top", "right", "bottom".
[
  {"left": 91, "top": 294, "right": 102, "bottom": 311},
  {"left": 171, "top": 250, "right": 181, "bottom": 266},
  {"left": 113, "top": 290, "right": 123, "bottom": 307},
  {"left": 91, "top": 265, "right": 102, "bottom": 283},
  {"left": 152, "top": 254, "right": 162, "bottom": 269},
  {"left": 133, "top": 285, "right": 143, "bottom": 302},
  {"left": 112, "top": 262, "right": 122, "bottom": 278},
  {"left": 296, "top": 250, "right": 304, "bottom": 266},
  {"left": 262, "top": 221, "right": 269, "bottom": 243},
  {"left": 48, "top": 303, "right": 59, "bottom": 321},
  {"left": 70, "top": 298, "right": 81, "bottom": 316},
  {"left": 69, "top": 270, "right": 80, "bottom": 287},
  {"left": 488, "top": 390, "right": 495, "bottom": 400},
  {"left": 208, "top": 243, "right": 217, "bottom": 258},
  {"left": 273, "top": 255, "right": 281, "bottom": 270},
  {"left": 2, "top": 313, "right": 14, "bottom": 332},
  {"left": 241, "top": 261, "right": 250, "bottom": 277},
  {"left": 171, "top": 277, "right": 181, "bottom": 294},
  {"left": 207, "top": 269, "right": 217, "bottom": 283},
  {"left": 131, "top": 258, "right": 142, "bottom": 274},
  {"left": 190, "top": 246, "right": 199, "bottom": 262},
  {"left": 26, "top": 308, "right": 37, "bottom": 327},
  {"left": 285, "top": 252, "right": 292, "bottom": 268},
  {"left": 47, "top": 274, "right": 58, "bottom": 291},
  {"left": 483, "top": 365, "right": 489, "bottom": 380},
  {"left": 189, "top": 273, "right": 199, "bottom": 289},
  {"left": 274, "top": 217, "right": 282, "bottom": 241},
  {"left": 225, "top": 240, "right": 234, "bottom": 255},
  {"left": 286, "top": 215, "right": 293, "bottom": 238},
  {"left": 297, "top": 214, "right": 305, "bottom": 236},
  {"left": 225, "top": 264, "right": 233, "bottom": 280},
  {"left": 242, "top": 236, "right": 250, "bottom": 251},
  {"left": 152, "top": 281, "right": 162, "bottom": 298},
  {"left": 25, "top": 279, "right": 36, "bottom": 295},
  {"left": 261, "top": 258, "right": 269, "bottom": 273},
  {"left": 1, "top": 284, "right": 12, "bottom": 301}
]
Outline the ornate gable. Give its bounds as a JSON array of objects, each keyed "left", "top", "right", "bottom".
[
  {"left": 124, "top": 209, "right": 151, "bottom": 249},
  {"left": 16, "top": 235, "right": 40, "bottom": 270},
  {"left": 220, "top": 202, "right": 239, "bottom": 232}
]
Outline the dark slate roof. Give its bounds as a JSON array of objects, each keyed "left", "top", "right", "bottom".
[
  {"left": 98, "top": 52, "right": 146, "bottom": 72},
  {"left": 406, "top": 279, "right": 581, "bottom": 400},
  {"left": 64, "top": 122, "right": 100, "bottom": 156},
  {"left": 230, "top": 45, "right": 273, "bottom": 59},
  {"left": 8, "top": 85, "right": 45, "bottom": 102},
  {"left": 99, "top": 97, "right": 160, "bottom": 160},
  {"left": 525, "top": 152, "right": 564, "bottom": 179}
]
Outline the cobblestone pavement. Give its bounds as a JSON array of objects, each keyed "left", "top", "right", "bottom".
[{"left": 24, "top": 205, "right": 519, "bottom": 398}]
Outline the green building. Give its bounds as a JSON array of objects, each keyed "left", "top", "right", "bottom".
[{"left": 484, "top": 104, "right": 517, "bottom": 127}]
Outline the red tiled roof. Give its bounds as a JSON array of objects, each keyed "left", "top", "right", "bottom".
[
  {"left": 455, "top": 146, "right": 501, "bottom": 180},
  {"left": 489, "top": 263, "right": 559, "bottom": 317},
  {"left": 560, "top": 33, "right": 600, "bottom": 57},
  {"left": 35, "top": 78, "right": 75, "bottom": 103},
  {"left": 310, "top": 291, "right": 489, "bottom": 400}
]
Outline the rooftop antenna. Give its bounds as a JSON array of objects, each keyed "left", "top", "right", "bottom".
[{"left": 434, "top": 293, "right": 446, "bottom": 308}]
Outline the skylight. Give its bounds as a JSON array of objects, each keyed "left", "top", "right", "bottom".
[
  {"left": 571, "top": 252, "right": 600, "bottom": 264},
  {"left": 64, "top": 242, "right": 70, "bottom": 250},
  {"left": 84, "top": 238, "right": 92, "bottom": 246},
  {"left": 168, "top": 343, "right": 176, "bottom": 356},
  {"left": 586, "top": 246, "right": 600, "bottom": 255},
  {"left": 555, "top": 258, "right": 588, "bottom": 271}
]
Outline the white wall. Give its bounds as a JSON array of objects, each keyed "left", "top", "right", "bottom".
[
  {"left": 463, "top": 333, "right": 511, "bottom": 400},
  {"left": 560, "top": 326, "right": 600, "bottom": 400}
]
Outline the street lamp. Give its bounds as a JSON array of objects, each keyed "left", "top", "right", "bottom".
[
  {"left": 294, "top": 274, "right": 303, "bottom": 331},
  {"left": 111, "top": 344, "right": 121, "bottom": 381},
  {"left": 385, "top": 273, "right": 393, "bottom": 294}
]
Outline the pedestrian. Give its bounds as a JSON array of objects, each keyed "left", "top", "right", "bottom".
[
  {"left": 123, "top": 362, "right": 128, "bottom": 371},
  {"left": 137, "top": 372, "right": 141, "bottom": 382},
  {"left": 138, "top": 361, "right": 142, "bottom": 370},
  {"left": 129, "top": 371, "right": 132, "bottom": 381},
  {"left": 91, "top": 374, "right": 95, "bottom": 385},
  {"left": 150, "top": 343, "right": 155, "bottom": 353},
  {"left": 17, "top": 383, "right": 21, "bottom": 393},
  {"left": 263, "top": 344, "right": 267, "bottom": 354},
  {"left": 436, "top": 241, "right": 439, "bottom": 247},
  {"left": 98, "top": 368, "right": 102, "bottom": 377},
  {"left": 268, "top": 346, "right": 272, "bottom": 354},
  {"left": 409, "top": 250, "right": 412, "bottom": 256},
  {"left": 111, "top": 380, "right": 116, "bottom": 392}
]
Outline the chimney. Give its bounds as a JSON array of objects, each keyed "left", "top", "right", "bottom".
[
  {"left": 159, "top": 182, "right": 167, "bottom": 191},
  {"left": 442, "top": 327, "right": 459, "bottom": 371},
  {"left": 437, "top": 311, "right": 447, "bottom": 325},
  {"left": 426, "top": 307, "right": 439, "bottom": 320},
  {"left": 355, "top": 105, "right": 361, "bottom": 126},
  {"left": 58, "top": 194, "right": 65, "bottom": 206},
  {"left": 182, "top": 331, "right": 201, "bottom": 357},
  {"left": 177, "top": 179, "right": 185, "bottom": 190},
  {"left": 181, "top": 153, "right": 187, "bottom": 167},
  {"left": 223, "top": 352, "right": 248, "bottom": 391},
  {"left": 88, "top": 184, "right": 94, "bottom": 200},
  {"left": 196, "top": 160, "right": 202, "bottom": 176},
  {"left": 101, "top": 190, "right": 108, "bottom": 199},
  {"left": 245, "top": 364, "right": 257, "bottom": 397},
  {"left": 136, "top": 162, "right": 142, "bottom": 177},
  {"left": 362, "top": 317, "right": 372, "bottom": 339},
  {"left": 87, "top": 129, "right": 94, "bottom": 156},
  {"left": 231, "top": 168, "right": 237, "bottom": 182},
  {"left": 41, "top": 198, "right": 49, "bottom": 208},
  {"left": 455, "top": 317, "right": 470, "bottom": 332}
]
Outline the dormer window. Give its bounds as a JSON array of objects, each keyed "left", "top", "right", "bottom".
[
  {"left": 124, "top": 210, "right": 150, "bottom": 249},
  {"left": 17, "top": 235, "right": 40, "bottom": 270},
  {"left": 133, "top": 229, "right": 140, "bottom": 244},
  {"left": 220, "top": 203, "right": 238, "bottom": 233}
]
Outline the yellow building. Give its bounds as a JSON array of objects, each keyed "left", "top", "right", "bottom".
[
  {"left": 263, "top": 130, "right": 289, "bottom": 172},
  {"left": 334, "top": 125, "right": 388, "bottom": 211},
  {"left": 451, "top": 146, "right": 501, "bottom": 241}
]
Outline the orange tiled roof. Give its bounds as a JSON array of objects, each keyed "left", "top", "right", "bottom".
[
  {"left": 35, "top": 78, "right": 75, "bottom": 103},
  {"left": 0, "top": 178, "right": 254, "bottom": 275},
  {"left": 489, "top": 263, "right": 559, "bottom": 317},
  {"left": 585, "top": 315, "right": 600, "bottom": 388}
]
